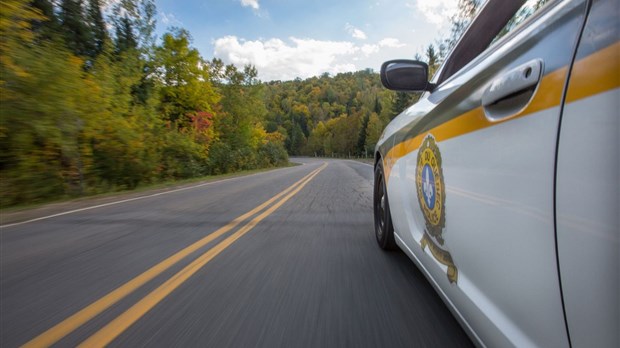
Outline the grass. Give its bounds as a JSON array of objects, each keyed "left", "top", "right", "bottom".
[{"left": 1, "top": 162, "right": 299, "bottom": 215}]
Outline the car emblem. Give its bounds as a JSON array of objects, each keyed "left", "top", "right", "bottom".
[{"left": 416, "top": 135, "right": 457, "bottom": 283}]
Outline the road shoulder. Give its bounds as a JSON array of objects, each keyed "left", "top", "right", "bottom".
[{"left": 0, "top": 165, "right": 296, "bottom": 227}]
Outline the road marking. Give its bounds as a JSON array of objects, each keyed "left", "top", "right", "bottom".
[
  {"left": 1, "top": 167, "right": 293, "bottom": 229},
  {"left": 78, "top": 163, "right": 327, "bottom": 347},
  {"left": 22, "top": 164, "right": 325, "bottom": 348},
  {"left": 345, "top": 159, "right": 373, "bottom": 167}
]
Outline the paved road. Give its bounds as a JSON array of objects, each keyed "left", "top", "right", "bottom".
[{"left": 1, "top": 158, "right": 472, "bottom": 347}]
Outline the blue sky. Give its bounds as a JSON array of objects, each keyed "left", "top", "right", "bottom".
[{"left": 154, "top": 0, "right": 459, "bottom": 81}]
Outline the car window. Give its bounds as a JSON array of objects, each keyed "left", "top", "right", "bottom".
[
  {"left": 493, "top": 0, "right": 551, "bottom": 43},
  {"left": 435, "top": 1, "right": 528, "bottom": 85}
]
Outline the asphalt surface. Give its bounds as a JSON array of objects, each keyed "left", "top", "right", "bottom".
[{"left": 0, "top": 158, "right": 472, "bottom": 347}]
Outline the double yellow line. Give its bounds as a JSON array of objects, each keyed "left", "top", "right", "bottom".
[{"left": 24, "top": 163, "right": 327, "bottom": 348}]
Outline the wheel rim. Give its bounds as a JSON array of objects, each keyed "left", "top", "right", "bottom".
[
  {"left": 380, "top": 195, "right": 386, "bottom": 223},
  {"left": 375, "top": 170, "right": 385, "bottom": 240}
]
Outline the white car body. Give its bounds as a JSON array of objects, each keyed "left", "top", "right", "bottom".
[{"left": 374, "top": 0, "right": 619, "bottom": 346}]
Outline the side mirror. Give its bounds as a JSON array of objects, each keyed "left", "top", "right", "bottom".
[{"left": 380, "top": 60, "right": 434, "bottom": 92}]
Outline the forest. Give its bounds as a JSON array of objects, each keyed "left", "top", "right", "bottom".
[{"left": 1, "top": 0, "right": 480, "bottom": 207}]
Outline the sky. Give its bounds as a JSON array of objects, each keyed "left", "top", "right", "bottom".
[{"left": 153, "top": 0, "right": 459, "bottom": 81}]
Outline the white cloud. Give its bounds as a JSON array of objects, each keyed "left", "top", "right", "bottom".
[
  {"left": 211, "top": 33, "right": 421, "bottom": 81},
  {"left": 361, "top": 44, "right": 379, "bottom": 56},
  {"left": 378, "top": 38, "right": 406, "bottom": 48},
  {"left": 411, "top": 0, "right": 458, "bottom": 27},
  {"left": 240, "top": 0, "right": 260, "bottom": 10},
  {"left": 345, "top": 23, "right": 367, "bottom": 40},
  {"left": 213, "top": 36, "right": 360, "bottom": 81},
  {"left": 351, "top": 28, "right": 367, "bottom": 40}
]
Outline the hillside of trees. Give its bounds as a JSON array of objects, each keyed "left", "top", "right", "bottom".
[
  {"left": 263, "top": 45, "right": 442, "bottom": 158},
  {"left": 1, "top": 0, "right": 475, "bottom": 207}
]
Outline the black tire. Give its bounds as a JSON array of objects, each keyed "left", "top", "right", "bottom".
[{"left": 374, "top": 161, "right": 397, "bottom": 250}]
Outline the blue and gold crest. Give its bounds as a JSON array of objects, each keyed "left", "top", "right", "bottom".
[{"left": 416, "top": 135, "right": 457, "bottom": 283}]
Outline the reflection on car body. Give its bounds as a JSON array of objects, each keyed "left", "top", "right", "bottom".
[{"left": 373, "top": 0, "right": 619, "bottom": 346}]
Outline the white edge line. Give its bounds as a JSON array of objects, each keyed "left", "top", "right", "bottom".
[
  {"left": 0, "top": 166, "right": 295, "bottom": 229},
  {"left": 345, "top": 159, "right": 374, "bottom": 167}
]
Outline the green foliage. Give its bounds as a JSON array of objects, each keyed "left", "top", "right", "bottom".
[
  {"left": 112, "top": 0, "right": 156, "bottom": 50},
  {"left": 426, "top": 44, "right": 440, "bottom": 77},
  {"left": 258, "top": 141, "right": 289, "bottom": 168},
  {"left": 87, "top": 0, "right": 107, "bottom": 57},
  {"left": 364, "top": 113, "right": 383, "bottom": 153},
  {"left": 207, "top": 59, "right": 283, "bottom": 172},
  {"left": 1, "top": 0, "right": 43, "bottom": 78},
  {"left": 1, "top": 41, "right": 90, "bottom": 205},
  {"left": 210, "top": 60, "right": 262, "bottom": 147},
  {"left": 391, "top": 92, "right": 414, "bottom": 119},
  {"left": 305, "top": 121, "right": 326, "bottom": 156},
  {"left": 264, "top": 70, "right": 394, "bottom": 157},
  {"left": 158, "top": 128, "right": 208, "bottom": 179},
  {"left": 287, "top": 123, "right": 306, "bottom": 155},
  {"left": 207, "top": 139, "right": 286, "bottom": 175},
  {"left": 59, "top": 0, "right": 93, "bottom": 57},
  {"left": 1, "top": 0, "right": 422, "bottom": 206},
  {"left": 114, "top": 16, "right": 137, "bottom": 53},
  {"left": 155, "top": 30, "right": 218, "bottom": 130},
  {"left": 0, "top": 1, "right": 291, "bottom": 207},
  {"left": 31, "top": 0, "right": 58, "bottom": 37}
]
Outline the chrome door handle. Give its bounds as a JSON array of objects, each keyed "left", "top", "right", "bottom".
[{"left": 482, "top": 59, "right": 543, "bottom": 121}]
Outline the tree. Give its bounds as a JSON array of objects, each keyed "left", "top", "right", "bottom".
[
  {"left": 136, "top": 0, "right": 157, "bottom": 50},
  {"left": 155, "top": 29, "right": 219, "bottom": 129},
  {"left": 211, "top": 59, "right": 267, "bottom": 153},
  {"left": 364, "top": 113, "right": 383, "bottom": 154},
  {"left": 109, "top": 0, "right": 158, "bottom": 105},
  {"left": 59, "top": 0, "right": 93, "bottom": 57},
  {"left": 373, "top": 97, "right": 382, "bottom": 115},
  {"left": 306, "top": 121, "right": 328, "bottom": 156},
  {"left": 87, "top": 0, "right": 108, "bottom": 57},
  {"left": 357, "top": 112, "right": 369, "bottom": 155},
  {"left": 31, "top": 0, "right": 58, "bottom": 38},
  {"left": 287, "top": 123, "right": 306, "bottom": 155},
  {"left": 1, "top": 0, "right": 293, "bottom": 206},
  {"left": 291, "top": 103, "right": 310, "bottom": 137},
  {"left": 426, "top": 44, "right": 440, "bottom": 77},
  {"left": 1, "top": 0, "right": 43, "bottom": 82},
  {"left": 115, "top": 16, "right": 137, "bottom": 54},
  {"left": 392, "top": 92, "right": 414, "bottom": 119},
  {"left": 111, "top": 0, "right": 157, "bottom": 51},
  {"left": 1, "top": 41, "right": 93, "bottom": 203}
]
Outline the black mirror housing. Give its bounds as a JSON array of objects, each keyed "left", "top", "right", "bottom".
[{"left": 380, "top": 60, "right": 434, "bottom": 92}]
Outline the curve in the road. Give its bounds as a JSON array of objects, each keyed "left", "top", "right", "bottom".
[{"left": 22, "top": 163, "right": 327, "bottom": 348}]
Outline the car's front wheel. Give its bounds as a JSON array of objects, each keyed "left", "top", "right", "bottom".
[{"left": 374, "top": 161, "right": 397, "bottom": 250}]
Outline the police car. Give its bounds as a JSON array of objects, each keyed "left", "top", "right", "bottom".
[{"left": 373, "top": 0, "right": 618, "bottom": 346}]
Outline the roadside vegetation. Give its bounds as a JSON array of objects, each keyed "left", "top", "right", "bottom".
[{"left": 1, "top": 0, "right": 486, "bottom": 207}]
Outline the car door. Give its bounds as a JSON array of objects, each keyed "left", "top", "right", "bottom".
[
  {"left": 384, "top": 0, "right": 590, "bottom": 346},
  {"left": 555, "top": 0, "right": 619, "bottom": 346}
]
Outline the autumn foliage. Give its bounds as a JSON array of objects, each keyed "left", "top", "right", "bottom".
[{"left": 0, "top": 0, "right": 446, "bottom": 207}]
